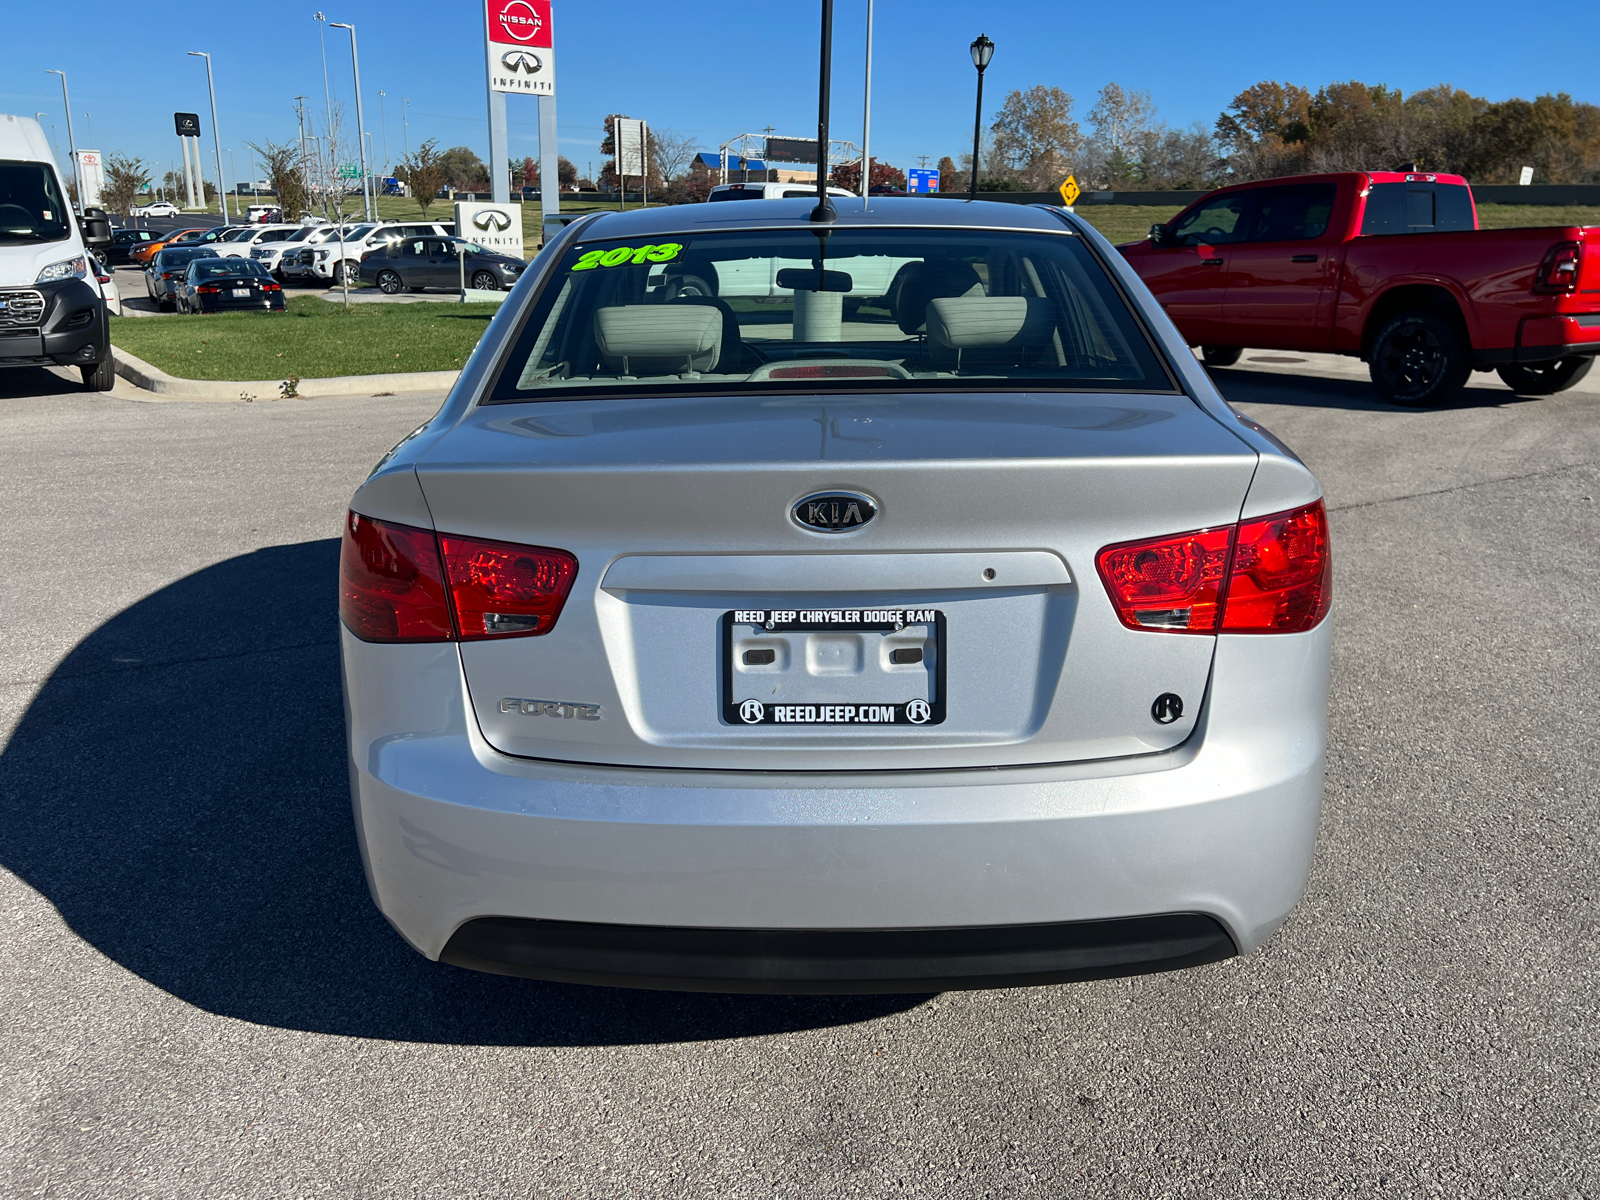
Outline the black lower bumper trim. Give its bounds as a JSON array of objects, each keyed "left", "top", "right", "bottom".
[{"left": 439, "top": 913, "right": 1237, "bottom": 994}]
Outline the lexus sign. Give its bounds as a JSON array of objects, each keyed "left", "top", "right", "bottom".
[{"left": 487, "top": 0, "right": 554, "bottom": 96}]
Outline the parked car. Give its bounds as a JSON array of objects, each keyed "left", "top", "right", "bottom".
[
  {"left": 142, "top": 245, "right": 221, "bottom": 310},
  {"left": 359, "top": 234, "right": 524, "bottom": 293},
  {"left": 1119, "top": 171, "right": 1600, "bottom": 404},
  {"left": 338, "top": 197, "right": 1332, "bottom": 994},
  {"left": 131, "top": 200, "right": 181, "bottom": 218},
  {"left": 283, "top": 223, "right": 380, "bottom": 285},
  {"left": 249, "top": 224, "right": 326, "bottom": 280},
  {"left": 245, "top": 204, "right": 282, "bottom": 223},
  {"left": 0, "top": 114, "right": 116, "bottom": 390},
  {"left": 210, "top": 223, "right": 300, "bottom": 259},
  {"left": 708, "top": 182, "right": 858, "bottom": 202},
  {"left": 107, "top": 227, "right": 158, "bottom": 264},
  {"left": 129, "top": 226, "right": 207, "bottom": 265},
  {"left": 88, "top": 252, "right": 120, "bottom": 315},
  {"left": 175, "top": 256, "right": 284, "bottom": 314}
]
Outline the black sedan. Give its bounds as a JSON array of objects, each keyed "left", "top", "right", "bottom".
[
  {"left": 107, "top": 227, "right": 158, "bottom": 265},
  {"left": 176, "top": 257, "right": 285, "bottom": 314},
  {"left": 359, "top": 235, "right": 525, "bottom": 294},
  {"left": 144, "top": 247, "right": 223, "bottom": 311}
]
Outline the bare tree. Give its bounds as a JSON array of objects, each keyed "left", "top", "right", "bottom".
[
  {"left": 649, "top": 128, "right": 701, "bottom": 183},
  {"left": 1089, "top": 84, "right": 1155, "bottom": 160}
]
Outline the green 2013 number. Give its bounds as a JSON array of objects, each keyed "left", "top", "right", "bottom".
[{"left": 570, "top": 242, "right": 683, "bottom": 271}]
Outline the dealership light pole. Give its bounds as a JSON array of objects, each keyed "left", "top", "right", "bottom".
[
  {"left": 402, "top": 97, "right": 410, "bottom": 159},
  {"left": 227, "top": 148, "right": 237, "bottom": 200},
  {"left": 188, "top": 51, "right": 230, "bottom": 218},
  {"left": 377, "top": 90, "right": 389, "bottom": 172},
  {"left": 968, "top": 34, "right": 994, "bottom": 202},
  {"left": 859, "top": 0, "right": 872, "bottom": 199},
  {"left": 329, "top": 22, "right": 372, "bottom": 220},
  {"left": 45, "top": 72, "right": 77, "bottom": 194},
  {"left": 314, "top": 12, "right": 333, "bottom": 168}
]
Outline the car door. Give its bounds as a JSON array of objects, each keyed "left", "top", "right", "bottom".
[
  {"left": 1221, "top": 183, "right": 1340, "bottom": 351},
  {"left": 424, "top": 239, "right": 458, "bottom": 287},
  {"left": 1137, "top": 191, "right": 1258, "bottom": 345}
]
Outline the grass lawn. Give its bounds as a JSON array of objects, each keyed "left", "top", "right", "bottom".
[
  {"left": 109, "top": 296, "right": 502, "bottom": 381},
  {"left": 1474, "top": 203, "right": 1600, "bottom": 229}
]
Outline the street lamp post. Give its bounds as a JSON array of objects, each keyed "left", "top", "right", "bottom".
[
  {"left": 329, "top": 22, "right": 372, "bottom": 221},
  {"left": 44, "top": 72, "right": 77, "bottom": 195},
  {"left": 402, "top": 97, "right": 410, "bottom": 160},
  {"left": 859, "top": 0, "right": 873, "bottom": 199},
  {"left": 377, "top": 90, "right": 389, "bottom": 173},
  {"left": 84, "top": 112, "right": 93, "bottom": 146},
  {"left": 187, "top": 51, "right": 230, "bottom": 219},
  {"left": 968, "top": 34, "right": 994, "bottom": 202},
  {"left": 227, "top": 148, "right": 237, "bottom": 202}
]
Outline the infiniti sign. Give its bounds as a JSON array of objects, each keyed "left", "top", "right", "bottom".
[
  {"left": 501, "top": 49, "right": 543, "bottom": 75},
  {"left": 473, "top": 209, "right": 514, "bottom": 232},
  {"left": 453, "top": 200, "right": 524, "bottom": 260}
]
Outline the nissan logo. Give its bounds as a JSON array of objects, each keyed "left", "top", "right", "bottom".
[
  {"left": 792, "top": 491, "right": 877, "bottom": 533},
  {"left": 496, "top": 0, "right": 542, "bottom": 41},
  {"left": 501, "top": 49, "right": 543, "bottom": 75},
  {"left": 473, "top": 209, "right": 513, "bottom": 232}
]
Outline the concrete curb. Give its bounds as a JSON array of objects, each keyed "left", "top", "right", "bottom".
[{"left": 109, "top": 346, "right": 460, "bottom": 401}]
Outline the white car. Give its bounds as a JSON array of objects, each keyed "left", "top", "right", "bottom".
[
  {"left": 131, "top": 200, "right": 181, "bottom": 218},
  {"left": 249, "top": 225, "right": 329, "bottom": 280},
  {"left": 282, "top": 223, "right": 379, "bottom": 285},
  {"left": 211, "top": 224, "right": 301, "bottom": 260},
  {"left": 707, "top": 182, "right": 858, "bottom": 203},
  {"left": 88, "top": 253, "right": 120, "bottom": 316}
]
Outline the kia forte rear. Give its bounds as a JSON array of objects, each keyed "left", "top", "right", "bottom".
[{"left": 339, "top": 198, "right": 1331, "bottom": 993}]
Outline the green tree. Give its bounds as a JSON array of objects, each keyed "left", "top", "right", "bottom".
[
  {"left": 101, "top": 153, "right": 151, "bottom": 215},
  {"left": 246, "top": 139, "right": 309, "bottom": 219},
  {"left": 395, "top": 139, "right": 449, "bottom": 216},
  {"left": 990, "top": 86, "right": 1083, "bottom": 190},
  {"left": 438, "top": 145, "right": 487, "bottom": 190}
]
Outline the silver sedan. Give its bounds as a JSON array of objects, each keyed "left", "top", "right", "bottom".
[{"left": 339, "top": 197, "right": 1332, "bottom": 993}]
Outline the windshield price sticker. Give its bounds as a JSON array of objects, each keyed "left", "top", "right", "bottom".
[{"left": 571, "top": 242, "right": 682, "bottom": 271}]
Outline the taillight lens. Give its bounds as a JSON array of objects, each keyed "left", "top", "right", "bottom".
[
  {"left": 339, "top": 512, "right": 454, "bottom": 642},
  {"left": 1535, "top": 242, "right": 1581, "bottom": 294},
  {"left": 196, "top": 284, "right": 221, "bottom": 294},
  {"left": 1097, "top": 500, "right": 1331, "bottom": 635},
  {"left": 1095, "top": 527, "right": 1232, "bottom": 631},
  {"left": 439, "top": 534, "right": 578, "bottom": 639},
  {"left": 1221, "top": 501, "right": 1332, "bottom": 633},
  {"left": 262, "top": 282, "right": 281, "bottom": 291}
]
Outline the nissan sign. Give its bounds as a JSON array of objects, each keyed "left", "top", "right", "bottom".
[{"left": 487, "top": 0, "right": 554, "bottom": 95}]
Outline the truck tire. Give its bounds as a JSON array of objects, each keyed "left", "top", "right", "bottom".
[
  {"left": 1201, "top": 346, "right": 1242, "bottom": 367},
  {"left": 1367, "top": 310, "right": 1472, "bottom": 407},
  {"left": 81, "top": 355, "right": 116, "bottom": 392},
  {"left": 1495, "top": 356, "right": 1594, "bottom": 396}
]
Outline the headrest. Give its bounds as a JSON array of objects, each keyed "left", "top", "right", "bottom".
[
  {"left": 926, "top": 296, "right": 1057, "bottom": 349},
  {"left": 894, "top": 261, "right": 985, "bottom": 334},
  {"left": 593, "top": 305, "right": 723, "bottom": 375}
]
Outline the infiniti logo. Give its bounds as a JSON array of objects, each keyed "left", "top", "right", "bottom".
[
  {"left": 500, "top": 49, "right": 543, "bottom": 75},
  {"left": 473, "top": 209, "right": 513, "bottom": 232},
  {"left": 792, "top": 491, "right": 878, "bottom": 533}
]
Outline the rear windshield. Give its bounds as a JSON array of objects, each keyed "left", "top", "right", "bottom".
[
  {"left": 484, "top": 227, "right": 1174, "bottom": 402},
  {"left": 192, "top": 258, "right": 268, "bottom": 278},
  {"left": 1361, "top": 183, "right": 1475, "bottom": 235},
  {"left": 708, "top": 188, "right": 768, "bottom": 202},
  {"left": 0, "top": 160, "right": 70, "bottom": 244},
  {"left": 154, "top": 248, "right": 220, "bottom": 266}
]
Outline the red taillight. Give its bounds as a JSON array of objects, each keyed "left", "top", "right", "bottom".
[
  {"left": 196, "top": 284, "right": 221, "bottom": 294},
  {"left": 1222, "top": 501, "right": 1332, "bottom": 633},
  {"left": 439, "top": 534, "right": 578, "bottom": 639},
  {"left": 1535, "top": 242, "right": 1581, "bottom": 294},
  {"left": 339, "top": 512, "right": 454, "bottom": 642},
  {"left": 262, "top": 282, "right": 281, "bottom": 291},
  {"left": 1095, "top": 527, "right": 1232, "bottom": 632},
  {"left": 1097, "top": 500, "right": 1331, "bottom": 635}
]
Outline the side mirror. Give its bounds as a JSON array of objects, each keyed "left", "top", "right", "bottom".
[
  {"left": 81, "top": 206, "right": 113, "bottom": 249},
  {"left": 1149, "top": 223, "right": 1169, "bottom": 246}
]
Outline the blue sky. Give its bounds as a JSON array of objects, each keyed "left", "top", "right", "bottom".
[{"left": 2, "top": 0, "right": 1594, "bottom": 185}]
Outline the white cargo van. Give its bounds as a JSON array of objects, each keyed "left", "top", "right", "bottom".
[{"left": 0, "top": 114, "right": 116, "bottom": 390}]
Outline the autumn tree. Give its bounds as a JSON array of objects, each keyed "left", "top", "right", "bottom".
[
  {"left": 394, "top": 139, "right": 449, "bottom": 216},
  {"left": 246, "top": 139, "right": 309, "bottom": 218},
  {"left": 828, "top": 159, "right": 907, "bottom": 192},
  {"left": 1215, "top": 81, "right": 1313, "bottom": 149},
  {"left": 990, "top": 85, "right": 1083, "bottom": 190},
  {"left": 101, "top": 153, "right": 151, "bottom": 215}
]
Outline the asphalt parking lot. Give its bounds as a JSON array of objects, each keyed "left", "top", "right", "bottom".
[{"left": 1, "top": 360, "right": 1596, "bottom": 1198}]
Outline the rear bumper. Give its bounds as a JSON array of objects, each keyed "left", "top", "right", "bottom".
[
  {"left": 342, "top": 619, "right": 1330, "bottom": 992},
  {"left": 1513, "top": 313, "right": 1600, "bottom": 363}
]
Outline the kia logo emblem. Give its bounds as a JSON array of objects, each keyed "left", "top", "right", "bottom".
[
  {"left": 501, "top": 49, "right": 543, "bottom": 74},
  {"left": 497, "top": 0, "right": 542, "bottom": 41},
  {"left": 792, "top": 491, "right": 877, "bottom": 533},
  {"left": 473, "top": 209, "right": 513, "bottom": 231}
]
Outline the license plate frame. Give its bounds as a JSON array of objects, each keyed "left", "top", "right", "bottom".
[
  {"left": 721, "top": 608, "right": 947, "bottom": 726},
  {"left": 232, "top": 288, "right": 251, "bottom": 298}
]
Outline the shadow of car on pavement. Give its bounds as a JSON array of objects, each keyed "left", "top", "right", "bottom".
[
  {"left": 1207, "top": 366, "right": 1547, "bottom": 413},
  {"left": 0, "top": 540, "right": 926, "bottom": 1046}
]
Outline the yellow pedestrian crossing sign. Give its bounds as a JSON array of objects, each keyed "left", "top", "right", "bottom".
[{"left": 1059, "top": 175, "right": 1080, "bottom": 207}]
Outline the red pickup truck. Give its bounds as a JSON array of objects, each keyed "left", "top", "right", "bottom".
[{"left": 1118, "top": 171, "right": 1600, "bottom": 405}]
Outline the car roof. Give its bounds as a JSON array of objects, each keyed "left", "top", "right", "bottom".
[{"left": 570, "top": 196, "right": 1069, "bottom": 240}]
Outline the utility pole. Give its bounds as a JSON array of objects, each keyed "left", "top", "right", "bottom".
[
  {"left": 45, "top": 72, "right": 77, "bottom": 196},
  {"left": 315, "top": 12, "right": 333, "bottom": 171},
  {"left": 188, "top": 51, "right": 230, "bottom": 218},
  {"left": 377, "top": 90, "right": 389, "bottom": 172}
]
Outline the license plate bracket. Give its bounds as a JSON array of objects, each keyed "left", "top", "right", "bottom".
[{"left": 721, "top": 608, "right": 946, "bottom": 726}]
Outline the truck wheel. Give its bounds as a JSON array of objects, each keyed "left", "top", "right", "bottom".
[
  {"left": 1368, "top": 310, "right": 1472, "bottom": 407},
  {"left": 81, "top": 355, "right": 116, "bottom": 392},
  {"left": 376, "top": 270, "right": 403, "bottom": 295},
  {"left": 1201, "top": 346, "right": 1242, "bottom": 367},
  {"left": 1495, "top": 356, "right": 1594, "bottom": 396}
]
